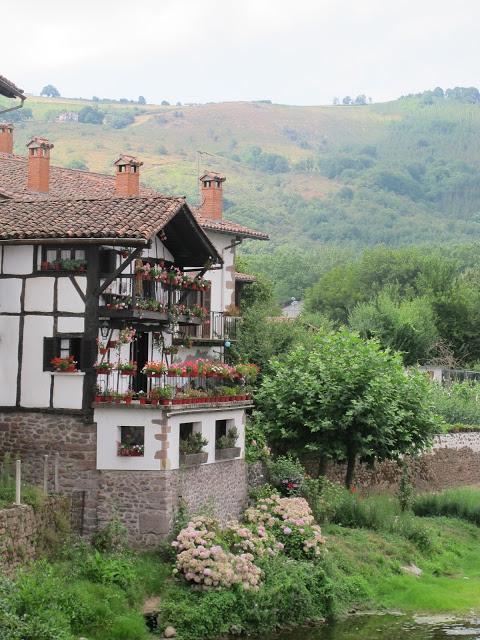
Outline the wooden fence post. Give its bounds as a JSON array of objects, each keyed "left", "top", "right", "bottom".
[
  {"left": 54, "top": 452, "right": 59, "bottom": 493},
  {"left": 43, "top": 454, "right": 49, "bottom": 495},
  {"left": 15, "top": 459, "right": 21, "bottom": 505}
]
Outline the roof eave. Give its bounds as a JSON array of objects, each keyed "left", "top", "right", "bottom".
[{"left": 0, "top": 237, "right": 151, "bottom": 246}]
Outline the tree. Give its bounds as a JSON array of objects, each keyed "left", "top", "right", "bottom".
[
  {"left": 333, "top": 97, "right": 340, "bottom": 105},
  {"left": 354, "top": 94, "right": 367, "bottom": 105},
  {"left": 78, "top": 106, "right": 105, "bottom": 125},
  {"left": 40, "top": 84, "right": 60, "bottom": 98},
  {"left": 342, "top": 96, "right": 352, "bottom": 105},
  {"left": 256, "top": 331, "right": 439, "bottom": 487},
  {"left": 161, "top": 100, "right": 170, "bottom": 106},
  {"left": 138, "top": 96, "right": 146, "bottom": 105}
]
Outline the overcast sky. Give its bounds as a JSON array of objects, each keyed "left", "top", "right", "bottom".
[{"left": 5, "top": 0, "right": 480, "bottom": 105}]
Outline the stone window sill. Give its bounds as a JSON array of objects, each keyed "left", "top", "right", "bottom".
[{"left": 51, "top": 371, "right": 85, "bottom": 377}]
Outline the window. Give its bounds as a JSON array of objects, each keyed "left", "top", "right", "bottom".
[
  {"left": 180, "top": 422, "right": 193, "bottom": 442},
  {"left": 41, "top": 246, "right": 86, "bottom": 272},
  {"left": 118, "top": 426, "right": 144, "bottom": 457},
  {"left": 215, "top": 419, "right": 228, "bottom": 442},
  {"left": 43, "top": 336, "right": 84, "bottom": 371}
]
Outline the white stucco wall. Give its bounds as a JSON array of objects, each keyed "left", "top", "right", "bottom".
[
  {"left": 20, "top": 315, "right": 54, "bottom": 407},
  {"left": 0, "top": 278, "right": 22, "bottom": 313},
  {"left": 52, "top": 372, "right": 84, "bottom": 410},
  {"left": 0, "top": 315, "right": 20, "bottom": 405},
  {"left": 24, "top": 277, "right": 54, "bottom": 312},
  {"left": 204, "top": 231, "right": 236, "bottom": 312},
  {"left": 95, "top": 405, "right": 245, "bottom": 471},
  {"left": 57, "top": 316, "right": 85, "bottom": 333},
  {"left": 57, "top": 277, "right": 86, "bottom": 313},
  {"left": 143, "top": 237, "right": 174, "bottom": 262},
  {"left": 2, "top": 245, "right": 34, "bottom": 275}
]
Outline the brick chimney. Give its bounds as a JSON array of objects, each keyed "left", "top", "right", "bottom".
[
  {"left": 114, "top": 155, "right": 143, "bottom": 196},
  {"left": 26, "top": 137, "right": 54, "bottom": 192},
  {"left": 0, "top": 123, "right": 13, "bottom": 154},
  {"left": 199, "top": 172, "right": 226, "bottom": 220}
]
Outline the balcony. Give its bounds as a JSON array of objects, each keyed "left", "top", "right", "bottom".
[
  {"left": 98, "top": 271, "right": 206, "bottom": 328},
  {"left": 176, "top": 311, "right": 242, "bottom": 345}
]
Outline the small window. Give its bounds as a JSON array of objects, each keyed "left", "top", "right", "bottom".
[
  {"left": 215, "top": 419, "right": 227, "bottom": 442},
  {"left": 40, "top": 247, "right": 87, "bottom": 272},
  {"left": 118, "top": 426, "right": 144, "bottom": 457},
  {"left": 43, "top": 336, "right": 84, "bottom": 371},
  {"left": 180, "top": 422, "right": 193, "bottom": 441}
]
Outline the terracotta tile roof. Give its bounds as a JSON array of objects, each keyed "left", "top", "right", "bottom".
[
  {"left": 0, "top": 152, "right": 158, "bottom": 200},
  {"left": 234, "top": 271, "right": 257, "bottom": 282},
  {"left": 0, "top": 153, "right": 268, "bottom": 240},
  {"left": 0, "top": 74, "right": 25, "bottom": 100},
  {"left": 193, "top": 212, "right": 269, "bottom": 240},
  {"left": 0, "top": 196, "right": 185, "bottom": 243}
]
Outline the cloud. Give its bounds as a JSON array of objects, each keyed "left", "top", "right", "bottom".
[{"left": 4, "top": 0, "right": 480, "bottom": 104}]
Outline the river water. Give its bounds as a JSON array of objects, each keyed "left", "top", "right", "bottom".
[{"left": 265, "top": 615, "right": 480, "bottom": 639}]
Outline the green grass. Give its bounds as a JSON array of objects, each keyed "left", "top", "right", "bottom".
[
  {"left": 324, "top": 517, "right": 480, "bottom": 614},
  {"left": 413, "top": 487, "right": 480, "bottom": 525}
]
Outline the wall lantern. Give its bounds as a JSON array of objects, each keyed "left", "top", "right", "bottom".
[
  {"left": 224, "top": 340, "right": 231, "bottom": 348},
  {"left": 100, "top": 320, "right": 110, "bottom": 339}
]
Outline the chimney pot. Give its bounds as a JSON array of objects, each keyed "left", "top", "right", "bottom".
[
  {"left": 26, "top": 137, "right": 54, "bottom": 192},
  {"left": 199, "top": 172, "right": 226, "bottom": 220},
  {"left": 114, "top": 154, "right": 143, "bottom": 196},
  {"left": 0, "top": 123, "right": 14, "bottom": 154}
]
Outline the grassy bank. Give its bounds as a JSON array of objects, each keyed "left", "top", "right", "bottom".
[{"left": 2, "top": 489, "right": 480, "bottom": 639}]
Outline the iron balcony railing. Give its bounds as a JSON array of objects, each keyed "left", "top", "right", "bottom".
[{"left": 181, "top": 311, "right": 241, "bottom": 342}]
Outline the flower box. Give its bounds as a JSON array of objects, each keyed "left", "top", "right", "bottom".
[
  {"left": 179, "top": 452, "right": 208, "bottom": 467},
  {"left": 118, "top": 445, "right": 144, "bottom": 457},
  {"left": 139, "top": 397, "right": 152, "bottom": 405},
  {"left": 160, "top": 399, "right": 172, "bottom": 406},
  {"left": 215, "top": 446, "right": 241, "bottom": 461},
  {"left": 124, "top": 397, "right": 133, "bottom": 405}
]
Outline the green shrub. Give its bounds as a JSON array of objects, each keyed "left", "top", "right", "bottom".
[
  {"left": 431, "top": 381, "right": 480, "bottom": 427},
  {"left": 245, "top": 419, "right": 270, "bottom": 463},
  {"left": 91, "top": 517, "right": 128, "bottom": 552},
  {"left": 413, "top": 487, "right": 480, "bottom": 525},
  {"left": 266, "top": 455, "right": 305, "bottom": 495},
  {"left": 300, "top": 477, "right": 347, "bottom": 523},
  {"left": 159, "top": 556, "right": 333, "bottom": 639},
  {"left": 82, "top": 550, "right": 136, "bottom": 589}
]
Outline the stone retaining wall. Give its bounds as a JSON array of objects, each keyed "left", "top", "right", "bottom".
[
  {"left": 0, "top": 496, "right": 70, "bottom": 569},
  {"left": 97, "top": 459, "right": 248, "bottom": 547},
  {"left": 325, "top": 432, "right": 480, "bottom": 491},
  {"left": 0, "top": 411, "right": 98, "bottom": 533}
]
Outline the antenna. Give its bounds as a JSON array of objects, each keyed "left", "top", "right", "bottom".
[{"left": 196, "top": 150, "right": 215, "bottom": 204}]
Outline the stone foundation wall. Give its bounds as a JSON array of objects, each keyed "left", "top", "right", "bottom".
[
  {"left": 0, "top": 411, "right": 98, "bottom": 533},
  {"left": 0, "top": 496, "right": 70, "bottom": 570},
  {"left": 325, "top": 433, "right": 480, "bottom": 491},
  {"left": 97, "top": 459, "right": 248, "bottom": 547}
]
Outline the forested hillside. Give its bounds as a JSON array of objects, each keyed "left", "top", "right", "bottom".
[{"left": 3, "top": 88, "right": 480, "bottom": 300}]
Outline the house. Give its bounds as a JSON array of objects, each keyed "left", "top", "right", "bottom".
[
  {"left": 0, "top": 125, "right": 268, "bottom": 544},
  {"left": 56, "top": 111, "right": 79, "bottom": 123}
]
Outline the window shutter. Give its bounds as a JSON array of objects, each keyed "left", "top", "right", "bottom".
[
  {"left": 43, "top": 337, "right": 59, "bottom": 371},
  {"left": 79, "top": 338, "right": 95, "bottom": 371}
]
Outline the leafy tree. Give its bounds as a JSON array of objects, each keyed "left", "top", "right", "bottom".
[
  {"left": 354, "top": 94, "right": 367, "bottom": 105},
  {"left": 256, "top": 331, "right": 439, "bottom": 487},
  {"left": 161, "top": 100, "right": 170, "bottom": 106},
  {"left": 349, "top": 290, "right": 438, "bottom": 365},
  {"left": 110, "top": 112, "right": 135, "bottom": 129},
  {"left": 78, "top": 106, "right": 105, "bottom": 125},
  {"left": 40, "top": 84, "right": 60, "bottom": 98},
  {"left": 66, "top": 159, "right": 89, "bottom": 171},
  {"left": 342, "top": 96, "right": 352, "bottom": 105},
  {"left": 138, "top": 96, "right": 146, "bottom": 105}
]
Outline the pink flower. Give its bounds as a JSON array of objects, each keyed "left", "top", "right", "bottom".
[{"left": 283, "top": 527, "right": 292, "bottom": 535}]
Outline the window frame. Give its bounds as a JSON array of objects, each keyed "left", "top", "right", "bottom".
[{"left": 43, "top": 334, "right": 86, "bottom": 371}]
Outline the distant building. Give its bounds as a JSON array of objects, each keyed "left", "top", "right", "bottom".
[
  {"left": 282, "top": 298, "right": 303, "bottom": 319},
  {"left": 56, "top": 111, "right": 79, "bottom": 122}
]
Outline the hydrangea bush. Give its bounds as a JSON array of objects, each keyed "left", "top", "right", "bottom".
[
  {"left": 244, "top": 495, "right": 326, "bottom": 560},
  {"left": 172, "top": 497, "right": 326, "bottom": 591},
  {"left": 172, "top": 516, "right": 262, "bottom": 591}
]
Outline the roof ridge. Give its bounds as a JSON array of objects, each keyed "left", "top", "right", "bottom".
[{"left": 0, "top": 194, "right": 183, "bottom": 205}]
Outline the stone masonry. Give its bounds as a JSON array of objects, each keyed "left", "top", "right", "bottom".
[
  {"left": 0, "top": 411, "right": 98, "bottom": 533},
  {"left": 0, "top": 496, "right": 70, "bottom": 570},
  {"left": 97, "top": 458, "right": 248, "bottom": 547},
  {"left": 325, "top": 432, "right": 480, "bottom": 491}
]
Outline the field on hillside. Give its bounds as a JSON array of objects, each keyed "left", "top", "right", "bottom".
[{"left": 3, "top": 92, "right": 480, "bottom": 299}]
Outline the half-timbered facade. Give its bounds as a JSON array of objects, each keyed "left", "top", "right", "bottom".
[{"left": 0, "top": 125, "right": 268, "bottom": 542}]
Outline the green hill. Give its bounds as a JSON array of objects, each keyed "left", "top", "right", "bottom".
[{"left": 3, "top": 91, "right": 480, "bottom": 299}]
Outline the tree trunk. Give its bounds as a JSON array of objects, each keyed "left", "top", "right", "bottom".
[
  {"left": 316, "top": 455, "right": 328, "bottom": 478},
  {"left": 345, "top": 448, "right": 356, "bottom": 489}
]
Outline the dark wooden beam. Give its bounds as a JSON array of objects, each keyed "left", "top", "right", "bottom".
[
  {"left": 82, "top": 245, "right": 100, "bottom": 413},
  {"left": 69, "top": 274, "right": 86, "bottom": 303},
  {"left": 93, "top": 247, "right": 143, "bottom": 297}
]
